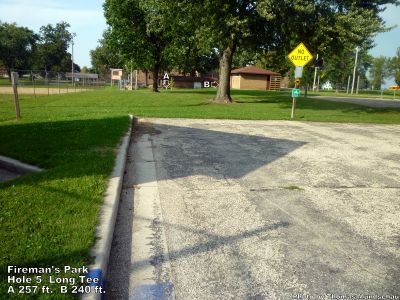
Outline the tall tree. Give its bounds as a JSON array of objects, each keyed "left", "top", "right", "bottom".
[
  {"left": 169, "top": 41, "right": 219, "bottom": 76},
  {"left": 369, "top": 56, "right": 390, "bottom": 90},
  {"left": 103, "top": 0, "right": 398, "bottom": 97},
  {"left": 191, "top": 1, "right": 273, "bottom": 103},
  {"left": 158, "top": 2, "right": 220, "bottom": 77},
  {"left": 104, "top": 0, "right": 176, "bottom": 92},
  {"left": 192, "top": 0, "right": 398, "bottom": 102},
  {"left": 0, "top": 22, "right": 37, "bottom": 77},
  {"left": 36, "top": 22, "right": 73, "bottom": 72},
  {"left": 388, "top": 47, "right": 400, "bottom": 86},
  {"left": 90, "top": 31, "right": 121, "bottom": 75}
]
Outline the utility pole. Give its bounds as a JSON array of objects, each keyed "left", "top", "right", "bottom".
[
  {"left": 71, "top": 33, "right": 76, "bottom": 86},
  {"left": 130, "top": 61, "right": 133, "bottom": 90},
  {"left": 312, "top": 54, "right": 318, "bottom": 91},
  {"left": 347, "top": 75, "right": 351, "bottom": 94},
  {"left": 11, "top": 72, "right": 21, "bottom": 120},
  {"left": 135, "top": 70, "right": 138, "bottom": 90},
  {"left": 351, "top": 47, "right": 359, "bottom": 94}
]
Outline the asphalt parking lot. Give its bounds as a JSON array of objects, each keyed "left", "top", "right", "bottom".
[{"left": 107, "top": 118, "right": 400, "bottom": 299}]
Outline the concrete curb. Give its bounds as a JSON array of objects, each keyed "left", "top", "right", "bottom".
[
  {"left": 83, "top": 115, "right": 133, "bottom": 300},
  {"left": 128, "top": 119, "right": 176, "bottom": 299},
  {"left": 0, "top": 155, "right": 43, "bottom": 174}
]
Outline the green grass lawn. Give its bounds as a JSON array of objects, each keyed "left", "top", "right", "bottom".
[
  {"left": 2, "top": 87, "right": 400, "bottom": 123},
  {"left": 307, "top": 89, "right": 399, "bottom": 100},
  {"left": 0, "top": 87, "right": 399, "bottom": 298}
]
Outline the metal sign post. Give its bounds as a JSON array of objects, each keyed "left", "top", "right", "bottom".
[
  {"left": 291, "top": 82, "right": 301, "bottom": 119},
  {"left": 351, "top": 46, "right": 360, "bottom": 94},
  {"left": 11, "top": 72, "right": 21, "bottom": 120},
  {"left": 312, "top": 54, "right": 318, "bottom": 91},
  {"left": 288, "top": 42, "right": 313, "bottom": 120},
  {"left": 347, "top": 75, "right": 351, "bottom": 94}
]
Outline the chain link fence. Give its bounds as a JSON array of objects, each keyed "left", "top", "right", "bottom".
[{"left": 0, "top": 69, "right": 107, "bottom": 96}]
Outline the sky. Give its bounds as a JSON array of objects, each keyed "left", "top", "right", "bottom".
[
  {"left": 370, "top": 4, "right": 400, "bottom": 58},
  {"left": 0, "top": 0, "right": 399, "bottom": 78},
  {"left": 0, "top": 0, "right": 106, "bottom": 68}
]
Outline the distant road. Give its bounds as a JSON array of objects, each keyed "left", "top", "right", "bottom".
[{"left": 310, "top": 95, "right": 400, "bottom": 108}]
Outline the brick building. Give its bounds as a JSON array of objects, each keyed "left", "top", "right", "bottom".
[{"left": 230, "top": 66, "right": 281, "bottom": 90}]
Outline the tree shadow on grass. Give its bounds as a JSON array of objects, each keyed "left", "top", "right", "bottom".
[{"left": 0, "top": 116, "right": 129, "bottom": 170}]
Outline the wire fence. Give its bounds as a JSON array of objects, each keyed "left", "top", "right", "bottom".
[{"left": 0, "top": 69, "right": 107, "bottom": 96}]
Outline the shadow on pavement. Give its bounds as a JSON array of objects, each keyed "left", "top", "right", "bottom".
[{"left": 136, "top": 122, "right": 307, "bottom": 183}]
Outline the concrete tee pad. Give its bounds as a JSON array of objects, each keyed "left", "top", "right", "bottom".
[{"left": 107, "top": 118, "right": 400, "bottom": 299}]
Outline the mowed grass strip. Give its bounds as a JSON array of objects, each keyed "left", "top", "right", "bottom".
[
  {"left": 0, "top": 109, "right": 129, "bottom": 297},
  {"left": 0, "top": 87, "right": 399, "bottom": 298},
  {"left": 1, "top": 87, "right": 400, "bottom": 123}
]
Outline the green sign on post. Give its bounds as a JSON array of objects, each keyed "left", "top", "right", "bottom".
[{"left": 292, "top": 89, "right": 301, "bottom": 98}]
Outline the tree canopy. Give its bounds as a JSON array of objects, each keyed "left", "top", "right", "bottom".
[
  {"left": 36, "top": 22, "right": 73, "bottom": 72},
  {"left": 104, "top": 0, "right": 177, "bottom": 91},
  {"left": 102, "top": 0, "right": 399, "bottom": 98},
  {"left": 0, "top": 22, "right": 37, "bottom": 76},
  {"left": 90, "top": 30, "right": 121, "bottom": 75},
  {"left": 0, "top": 21, "right": 75, "bottom": 74},
  {"left": 388, "top": 47, "right": 400, "bottom": 86}
]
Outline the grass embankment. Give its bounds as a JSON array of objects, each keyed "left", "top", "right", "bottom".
[{"left": 0, "top": 88, "right": 399, "bottom": 298}]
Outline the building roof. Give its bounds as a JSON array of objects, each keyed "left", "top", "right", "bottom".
[{"left": 231, "top": 66, "right": 280, "bottom": 76}]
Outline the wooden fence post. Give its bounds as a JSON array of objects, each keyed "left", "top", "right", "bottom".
[{"left": 11, "top": 72, "right": 21, "bottom": 120}]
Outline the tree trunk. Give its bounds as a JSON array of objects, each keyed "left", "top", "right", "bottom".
[
  {"left": 7, "top": 69, "right": 12, "bottom": 82},
  {"left": 214, "top": 44, "right": 236, "bottom": 103},
  {"left": 152, "top": 62, "right": 159, "bottom": 92},
  {"left": 145, "top": 70, "right": 148, "bottom": 87}
]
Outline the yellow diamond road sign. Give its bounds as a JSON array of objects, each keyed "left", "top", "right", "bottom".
[{"left": 288, "top": 43, "right": 313, "bottom": 67}]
